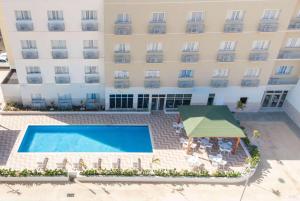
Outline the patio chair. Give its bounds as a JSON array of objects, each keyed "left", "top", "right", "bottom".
[
  {"left": 97, "top": 158, "right": 102, "bottom": 169},
  {"left": 79, "top": 158, "right": 87, "bottom": 171},
  {"left": 37, "top": 157, "right": 49, "bottom": 171},
  {"left": 57, "top": 158, "right": 68, "bottom": 170},
  {"left": 133, "top": 158, "right": 142, "bottom": 170},
  {"left": 113, "top": 158, "right": 121, "bottom": 169}
]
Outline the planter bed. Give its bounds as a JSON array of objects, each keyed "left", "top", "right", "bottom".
[{"left": 0, "top": 176, "right": 68, "bottom": 182}]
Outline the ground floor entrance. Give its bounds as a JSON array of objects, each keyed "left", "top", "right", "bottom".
[{"left": 261, "top": 90, "right": 288, "bottom": 108}]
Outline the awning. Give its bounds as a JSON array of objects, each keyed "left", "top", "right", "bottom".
[{"left": 178, "top": 105, "right": 246, "bottom": 138}]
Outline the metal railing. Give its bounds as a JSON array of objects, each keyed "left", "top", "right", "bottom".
[
  {"left": 241, "top": 79, "right": 260, "bottom": 87},
  {"left": 288, "top": 18, "right": 300, "bottom": 30},
  {"left": 268, "top": 77, "right": 299, "bottom": 85},
  {"left": 258, "top": 19, "right": 278, "bottom": 32},
  {"left": 178, "top": 77, "right": 194, "bottom": 88},
  {"left": 144, "top": 77, "right": 160, "bottom": 88},
  {"left": 114, "top": 77, "right": 130, "bottom": 88},
  {"left": 278, "top": 48, "right": 300, "bottom": 59},
  {"left": 114, "top": 52, "right": 131, "bottom": 63},
  {"left": 83, "top": 49, "right": 99, "bottom": 59},
  {"left": 217, "top": 50, "right": 235, "bottom": 62},
  {"left": 22, "top": 49, "right": 39, "bottom": 59},
  {"left": 52, "top": 49, "right": 68, "bottom": 59},
  {"left": 48, "top": 20, "right": 65, "bottom": 31},
  {"left": 186, "top": 21, "right": 205, "bottom": 33},
  {"left": 249, "top": 51, "right": 268, "bottom": 61},
  {"left": 27, "top": 74, "right": 42, "bottom": 84},
  {"left": 148, "top": 21, "right": 166, "bottom": 34},
  {"left": 55, "top": 75, "right": 70, "bottom": 84},
  {"left": 146, "top": 51, "right": 163, "bottom": 63},
  {"left": 85, "top": 74, "right": 100, "bottom": 83},
  {"left": 16, "top": 20, "right": 34, "bottom": 31},
  {"left": 82, "top": 20, "right": 98, "bottom": 31},
  {"left": 181, "top": 52, "right": 199, "bottom": 63},
  {"left": 210, "top": 79, "right": 229, "bottom": 88},
  {"left": 224, "top": 19, "right": 243, "bottom": 33},
  {"left": 114, "top": 22, "right": 132, "bottom": 35}
]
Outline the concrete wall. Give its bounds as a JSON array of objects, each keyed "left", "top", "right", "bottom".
[{"left": 285, "top": 81, "right": 300, "bottom": 127}]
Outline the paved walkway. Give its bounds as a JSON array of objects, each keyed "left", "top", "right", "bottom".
[
  {"left": 0, "top": 112, "right": 299, "bottom": 201},
  {"left": 0, "top": 113, "right": 246, "bottom": 172}
]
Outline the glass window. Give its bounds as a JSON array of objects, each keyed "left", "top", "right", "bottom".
[
  {"left": 219, "top": 41, "right": 236, "bottom": 51},
  {"left": 145, "top": 70, "right": 160, "bottom": 78},
  {"left": 147, "top": 43, "right": 162, "bottom": 52},
  {"left": 26, "top": 66, "right": 40, "bottom": 74},
  {"left": 115, "top": 43, "right": 130, "bottom": 52},
  {"left": 109, "top": 94, "right": 133, "bottom": 109},
  {"left": 114, "top": 71, "right": 129, "bottom": 78},
  {"left": 137, "top": 94, "right": 149, "bottom": 109},
  {"left": 85, "top": 65, "right": 98, "bottom": 74},
  {"left": 55, "top": 66, "right": 69, "bottom": 74},
  {"left": 179, "top": 70, "right": 193, "bottom": 78},
  {"left": 81, "top": 10, "right": 97, "bottom": 20},
  {"left": 188, "top": 11, "right": 204, "bottom": 22},
  {"left": 116, "top": 13, "right": 130, "bottom": 23},
  {"left": 262, "top": 9, "right": 280, "bottom": 20},
  {"left": 182, "top": 42, "right": 199, "bottom": 52},
  {"left": 51, "top": 40, "right": 66, "bottom": 49},
  {"left": 212, "top": 69, "right": 229, "bottom": 77},
  {"left": 252, "top": 40, "right": 270, "bottom": 50},
  {"left": 48, "top": 10, "right": 64, "bottom": 20},
  {"left": 244, "top": 68, "right": 260, "bottom": 77},
  {"left": 21, "top": 40, "right": 36, "bottom": 49},
  {"left": 15, "top": 10, "right": 31, "bottom": 20},
  {"left": 285, "top": 38, "right": 300, "bottom": 48},
  {"left": 227, "top": 10, "right": 244, "bottom": 20},
  {"left": 165, "top": 94, "right": 192, "bottom": 109},
  {"left": 151, "top": 12, "right": 166, "bottom": 22},
  {"left": 275, "top": 66, "right": 293, "bottom": 75}
]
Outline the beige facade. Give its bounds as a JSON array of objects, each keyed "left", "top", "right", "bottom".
[{"left": 0, "top": 0, "right": 299, "bottom": 112}]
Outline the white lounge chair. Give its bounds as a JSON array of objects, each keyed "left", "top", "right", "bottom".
[
  {"left": 37, "top": 157, "right": 48, "bottom": 171},
  {"left": 57, "top": 158, "right": 68, "bottom": 170}
]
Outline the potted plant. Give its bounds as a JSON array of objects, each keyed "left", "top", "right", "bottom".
[
  {"left": 252, "top": 129, "right": 261, "bottom": 146},
  {"left": 236, "top": 100, "right": 245, "bottom": 111},
  {"left": 49, "top": 101, "right": 55, "bottom": 111},
  {"left": 80, "top": 100, "right": 85, "bottom": 111}
]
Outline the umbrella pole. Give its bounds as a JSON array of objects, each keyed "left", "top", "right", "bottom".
[
  {"left": 232, "top": 137, "right": 240, "bottom": 154},
  {"left": 186, "top": 137, "right": 193, "bottom": 155}
]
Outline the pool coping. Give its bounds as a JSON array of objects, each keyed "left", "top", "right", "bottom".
[{"left": 12, "top": 123, "right": 156, "bottom": 155}]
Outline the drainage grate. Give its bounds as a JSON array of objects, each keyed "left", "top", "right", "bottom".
[{"left": 67, "top": 193, "right": 75, "bottom": 198}]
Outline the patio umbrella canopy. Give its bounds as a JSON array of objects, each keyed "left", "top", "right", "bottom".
[{"left": 178, "top": 105, "right": 246, "bottom": 138}]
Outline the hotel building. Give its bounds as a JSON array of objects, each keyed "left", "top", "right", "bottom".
[{"left": 0, "top": 0, "right": 300, "bottom": 115}]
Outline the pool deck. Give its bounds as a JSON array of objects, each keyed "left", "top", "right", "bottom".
[{"left": 0, "top": 113, "right": 247, "bottom": 172}]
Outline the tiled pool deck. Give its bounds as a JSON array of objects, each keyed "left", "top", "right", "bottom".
[{"left": 0, "top": 113, "right": 247, "bottom": 172}]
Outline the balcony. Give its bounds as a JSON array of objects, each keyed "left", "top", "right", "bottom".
[
  {"left": 224, "top": 20, "right": 243, "bottom": 33},
  {"left": 148, "top": 21, "right": 166, "bottom": 34},
  {"left": 114, "top": 77, "right": 130, "bottom": 88},
  {"left": 55, "top": 75, "right": 70, "bottom": 84},
  {"left": 186, "top": 21, "right": 205, "bottom": 33},
  {"left": 58, "top": 97, "right": 72, "bottom": 110},
  {"left": 31, "top": 98, "right": 46, "bottom": 109},
  {"left": 210, "top": 79, "right": 229, "bottom": 88},
  {"left": 146, "top": 51, "right": 163, "bottom": 63},
  {"left": 48, "top": 20, "right": 65, "bottom": 31},
  {"left": 241, "top": 79, "right": 260, "bottom": 87},
  {"left": 178, "top": 77, "right": 194, "bottom": 88},
  {"left": 82, "top": 20, "right": 98, "bottom": 31},
  {"left": 16, "top": 20, "right": 33, "bottom": 31},
  {"left": 268, "top": 77, "right": 299, "bottom": 85},
  {"left": 52, "top": 49, "right": 68, "bottom": 59},
  {"left": 83, "top": 49, "right": 99, "bottom": 59},
  {"left": 181, "top": 51, "right": 199, "bottom": 63},
  {"left": 217, "top": 50, "right": 235, "bottom": 62},
  {"left": 278, "top": 48, "right": 300, "bottom": 59},
  {"left": 26, "top": 74, "right": 42, "bottom": 84},
  {"left": 249, "top": 51, "right": 268, "bottom": 61},
  {"left": 288, "top": 18, "right": 300, "bottom": 30},
  {"left": 114, "top": 52, "right": 131, "bottom": 63},
  {"left": 114, "top": 21, "right": 132, "bottom": 35},
  {"left": 22, "top": 49, "right": 39, "bottom": 59},
  {"left": 144, "top": 77, "right": 160, "bottom": 88},
  {"left": 258, "top": 19, "right": 278, "bottom": 32},
  {"left": 85, "top": 74, "right": 100, "bottom": 83}
]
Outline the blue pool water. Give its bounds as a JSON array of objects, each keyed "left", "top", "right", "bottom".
[{"left": 18, "top": 125, "right": 153, "bottom": 153}]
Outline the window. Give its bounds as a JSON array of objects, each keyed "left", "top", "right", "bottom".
[
  {"left": 252, "top": 40, "right": 270, "bottom": 50},
  {"left": 188, "top": 11, "right": 204, "bottom": 22},
  {"left": 285, "top": 38, "right": 300, "bottom": 48},
  {"left": 26, "top": 66, "right": 40, "bottom": 74},
  {"left": 275, "top": 66, "right": 293, "bottom": 75},
  {"left": 83, "top": 40, "right": 98, "bottom": 49},
  {"left": 48, "top": 10, "right": 63, "bottom": 20},
  {"left": 51, "top": 40, "right": 66, "bottom": 49},
  {"left": 212, "top": 69, "right": 229, "bottom": 77},
  {"left": 262, "top": 9, "right": 280, "bottom": 20},
  {"left": 115, "top": 43, "right": 130, "bottom": 52},
  {"left": 55, "top": 66, "right": 69, "bottom": 74},
  {"left": 165, "top": 94, "right": 192, "bottom": 109},
  {"left": 244, "top": 68, "right": 260, "bottom": 77},
  {"left": 116, "top": 13, "right": 130, "bottom": 23},
  {"left": 21, "top": 40, "right": 36, "bottom": 49},
  {"left": 87, "top": 93, "right": 98, "bottom": 100},
  {"left": 85, "top": 65, "right": 98, "bottom": 74},
  {"left": 182, "top": 42, "right": 199, "bottom": 52},
  {"left": 151, "top": 12, "right": 166, "bottom": 22},
  {"left": 114, "top": 70, "right": 129, "bottom": 78},
  {"left": 137, "top": 94, "right": 150, "bottom": 109},
  {"left": 15, "top": 10, "right": 31, "bottom": 20},
  {"left": 145, "top": 70, "right": 160, "bottom": 78},
  {"left": 81, "top": 10, "right": 97, "bottom": 20},
  {"left": 219, "top": 41, "right": 236, "bottom": 51},
  {"left": 109, "top": 94, "right": 133, "bottom": 109},
  {"left": 147, "top": 42, "right": 162, "bottom": 52},
  {"left": 179, "top": 70, "right": 193, "bottom": 78},
  {"left": 227, "top": 10, "right": 244, "bottom": 20}
]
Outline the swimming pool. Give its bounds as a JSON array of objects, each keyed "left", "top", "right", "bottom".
[{"left": 18, "top": 125, "right": 153, "bottom": 153}]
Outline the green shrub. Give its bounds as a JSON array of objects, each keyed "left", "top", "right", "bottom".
[{"left": 0, "top": 168, "right": 67, "bottom": 177}]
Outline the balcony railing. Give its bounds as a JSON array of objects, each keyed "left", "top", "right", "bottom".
[
  {"left": 249, "top": 51, "right": 268, "bottom": 61},
  {"left": 178, "top": 77, "right": 194, "bottom": 88},
  {"left": 258, "top": 19, "right": 278, "bottom": 32},
  {"left": 48, "top": 20, "right": 65, "bottom": 31},
  {"left": 85, "top": 74, "right": 99, "bottom": 83},
  {"left": 241, "top": 79, "right": 260, "bottom": 87},
  {"left": 217, "top": 50, "right": 235, "bottom": 62},
  {"left": 224, "top": 19, "right": 243, "bottom": 33},
  {"left": 114, "top": 21, "right": 132, "bottom": 35},
  {"left": 148, "top": 21, "right": 166, "bottom": 34},
  {"left": 210, "top": 79, "right": 229, "bottom": 88},
  {"left": 114, "top": 52, "right": 131, "bottom": 63},
  {"left": 146, "top": 51, "right": 163, "bottom": 63},
  {"left": 181, "top": 51, "right": 199, "bottom": 63},
  {"left": 16, "top": 20, "right": 34, "bottom": 31},
  {"left": 83, "top": 49, "right": 99, "bottom": 59},
  {"left": 114, "top": 77, "right": 130, "bottom": 88},
  {"left": 22, "top": 49, "right": 39, "bottom": 59},
  {"left": 144, "top": 77, "right": 160, "bottom": 88},
  {"left": 55, "top": 75, "right": 70, "bottom": 84},
  {"left": 278, "top": 48, "right": 300, "bottom": 59},
  {"left": 186, "top": 21, "right": 205, "bottom": 33},
  {"left": 31, "top": 98, "right": 46, "bottom": 109},
  {"left": 268, "top": 77, "right": 299, "bottom": 85},
  {"left": 81, "top": 19, "right": 98, "bottom": 31},
  {"left": 52, "top": 49, "right": 68, "bottom": 59},
  {"left": 58, "top": 98, "right": 72, "bottom": 110},
  {"left": 288, "top": 18, "right": 300, "bottom": 30},
  {"left": 27, "top": 74, "right": 42, "bottom": 84}
]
